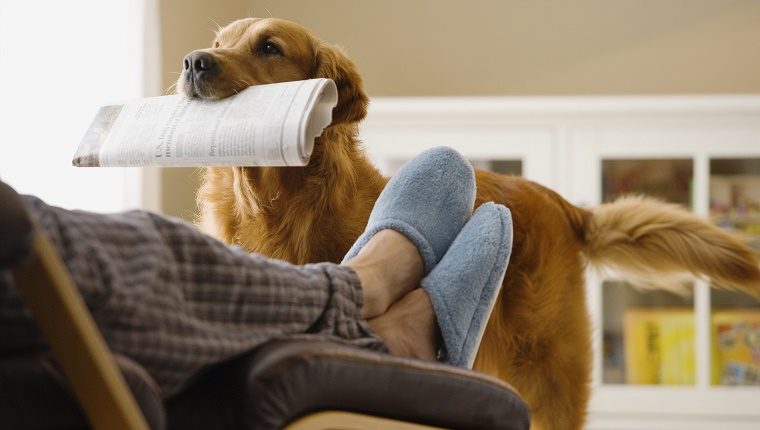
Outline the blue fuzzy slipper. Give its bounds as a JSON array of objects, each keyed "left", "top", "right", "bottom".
[
  {"left": 421, "top": 202, "right": 513, "bottom": 369},
  {"left": 342, "top": 146, "right": 476, "bottom": 275}
]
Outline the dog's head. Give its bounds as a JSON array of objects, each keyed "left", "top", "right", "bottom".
[{"left": 177, "top": 18, "right": 368, "bottom": 125}]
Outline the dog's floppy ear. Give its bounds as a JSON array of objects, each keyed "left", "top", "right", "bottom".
[{"left": 314, "top": 43, "right": 368, "bottom": 125}]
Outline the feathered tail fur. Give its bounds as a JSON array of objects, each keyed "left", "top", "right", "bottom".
[{"left": 584, "top": 195, "right": 760, "bottom": 298}]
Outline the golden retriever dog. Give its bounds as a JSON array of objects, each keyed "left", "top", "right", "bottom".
[{"left": 178, "top": 18, "right": 760, "bottom": 429}]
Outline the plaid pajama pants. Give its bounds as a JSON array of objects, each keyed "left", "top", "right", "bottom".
[{"left": 0, "top": 196, "right": 386, "bottom": 398}]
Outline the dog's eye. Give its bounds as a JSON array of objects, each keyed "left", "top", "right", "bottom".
[
  {"left": 261, "top": 42, "right": 281, "bottom": 56},
  {"left": 214, "top": 41, "right": 220, "bottom": 48}
]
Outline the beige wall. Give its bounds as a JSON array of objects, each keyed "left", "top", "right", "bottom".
[
  {"left": 157, "top": 0, "right": 760, "bottom": 218},
  {"left": 249, "top": 0, "right": 760, "bottom": 96}
]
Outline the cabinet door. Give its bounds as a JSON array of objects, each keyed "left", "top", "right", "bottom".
[
  {"left": 360, "top": 99, "right": 558, "bottom": 187},
  {"left": 569, "top": 124, "right": 702, "bottom": 387},
  {"left": 362, "top": 125, "right": 555, "bottom": 185},
  {"left": 600, "top": 157, "right": 697, "bottom": 386},
  {"left": 709, "top": 157, "right": 760, "bottom": 386}
]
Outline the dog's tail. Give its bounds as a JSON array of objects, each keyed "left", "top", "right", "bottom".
[{"left": 581, "top": 195, "right": 760, "bottom": 298}]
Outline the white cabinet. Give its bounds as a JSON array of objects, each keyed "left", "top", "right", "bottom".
[{"left": 360, "top": 95, "right": 760, "bottom": 429}]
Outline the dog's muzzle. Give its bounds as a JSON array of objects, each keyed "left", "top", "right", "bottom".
[{"left": 180, "top": 51, "right": 219, "bottom": 98}]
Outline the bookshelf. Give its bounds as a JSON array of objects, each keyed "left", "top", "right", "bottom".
[{"left": 360, "top": 95, "right": 760, "bottom": 429}]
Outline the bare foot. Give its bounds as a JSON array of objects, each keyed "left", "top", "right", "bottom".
[
  {"left": 344, "top": 229, "right": 424, "bottom": 319},
  {"left": 343, "top": 229, "right": 441, "bottom": 361},
  {"left": 368, "top": 289, "right": 441, "bottom": 361}
]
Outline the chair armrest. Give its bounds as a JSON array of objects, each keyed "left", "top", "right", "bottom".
[{"left": 166, "top": 340, "right": 530, "bottom": 430}]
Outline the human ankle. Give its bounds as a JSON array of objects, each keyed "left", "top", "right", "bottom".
[
  {"left": 344, "top": 229, "right": 423, "bottom": 318},
  {"left": 345, "top": 258, "right": 389, "bottom": 319}
]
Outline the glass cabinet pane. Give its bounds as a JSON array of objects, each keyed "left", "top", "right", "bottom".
[
  {"left": 709, "top": 158, "right": 760, "bottom": 386},
  {"left": 709, "top": 158, "right": 760, "bottom": 254},
  {"left": 602, "top": 159, "right": 693, "bottom": 206},
  {"left": 601, "top": 158, "right": 695, "bottom": 385},
  {"left": 379, "top": 158, "right": 522, "bottom": 176},
  {"left": 470, "top": 159, "right": 522, "bottom": 176}
]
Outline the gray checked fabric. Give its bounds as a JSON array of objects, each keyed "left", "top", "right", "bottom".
[{"left": 0, "top": 196, "right": 386, "bottom": 398}]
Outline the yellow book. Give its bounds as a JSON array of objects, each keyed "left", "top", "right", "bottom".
[
  {"left": 624, "top": 308, "right": 695, "bottom": 385},
  {"left": 660, "top": 315, "right": 695, "bottom": 385}
]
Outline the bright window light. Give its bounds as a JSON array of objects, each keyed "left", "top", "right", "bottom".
[{"left": 0, "top": 0, "right": 150, "bottom": 212}]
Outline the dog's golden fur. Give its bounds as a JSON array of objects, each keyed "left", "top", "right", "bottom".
[{"left": 179, "top": 18, "right": 760, "bottom": 429}]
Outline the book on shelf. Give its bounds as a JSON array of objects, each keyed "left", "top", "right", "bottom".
[
  {"left": 624, "top": 308, "right": 695, "bottom": 385},
  {"left": 72, "top": 79, "right": 337, "bottom": 168},
  {"left": 622, "top": 308, "right": 760, "bottom": 386},
  {"left": 713, "top": 310, "right": 760, "bottom": 385}
]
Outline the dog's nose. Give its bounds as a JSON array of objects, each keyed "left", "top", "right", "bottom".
[{"left": 183, "top": 51, "right": 217, "bottom": 77}]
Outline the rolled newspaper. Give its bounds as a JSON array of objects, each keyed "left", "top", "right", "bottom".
[{"left": 73, "top": 79, "right": 337, "bottom": 167}]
